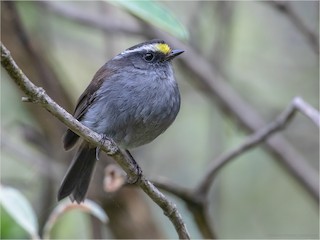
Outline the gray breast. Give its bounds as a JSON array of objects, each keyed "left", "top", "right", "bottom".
[{"left": 81, "top": 68, "right": 180, "bottom": 149}]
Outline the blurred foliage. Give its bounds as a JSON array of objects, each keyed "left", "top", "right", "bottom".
[
  {"left": 0, "top": 186, "right": 109, "bottom": 239},
  {"left": 110, "top": 0, "right": 189, "bottom": 40},
  {"left": 1, "top": 1, "right": 319, "bottom": 239},
  {"left": 1, "top": 206, "right": 29, "bottom": 239},
  {"left": 0, "top": 186, "right": 39, "bottom": 239}
]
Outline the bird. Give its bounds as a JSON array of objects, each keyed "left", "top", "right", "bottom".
[{"left": 57, "top": 39, "right": 184, "bottom": 204}]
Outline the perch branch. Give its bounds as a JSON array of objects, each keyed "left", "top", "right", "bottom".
[{"left": 1, "top": 42, "right": 190, "bottom": 239}]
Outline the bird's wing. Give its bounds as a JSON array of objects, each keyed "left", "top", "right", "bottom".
[{"left": 63, "top": 63, "right": 113, "bottom": 150}]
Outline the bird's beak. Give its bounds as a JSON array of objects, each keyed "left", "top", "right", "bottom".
[{"left": 165, "top": 49, "right": 184, "bottom": 61}]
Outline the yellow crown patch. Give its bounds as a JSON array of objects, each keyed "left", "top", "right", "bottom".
[{"left": 155, "top": 43, "right": 171, "bottom": 55}]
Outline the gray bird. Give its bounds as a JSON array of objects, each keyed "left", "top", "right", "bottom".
[{"left": 58, "top": 39, "right": 184, "bottom": 203}]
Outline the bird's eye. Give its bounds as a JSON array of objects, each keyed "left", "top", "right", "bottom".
[{"left": 143, "top": 52, "right": 155, "bottom": 62}]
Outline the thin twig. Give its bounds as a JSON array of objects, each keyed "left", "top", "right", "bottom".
[
  {"left": 1, "top": 42, "right": 190, "bottom": 239},
  {"left": 293, "top": 97, "right": 320, "bottom": 127},
  {"left": 152, "top": 177, "right": 195, "bottom": 204},
  {"left": 196, "top": 96, "right": 320, "bottom": 197}
]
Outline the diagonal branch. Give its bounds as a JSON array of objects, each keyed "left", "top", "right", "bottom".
[{"left": 1, "top": 42, "right": 190, "bottom": 240}]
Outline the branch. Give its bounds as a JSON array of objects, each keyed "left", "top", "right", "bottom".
[
  {"left": 1, "top": 42, "right": 190, "bottom": 239},
  {"left": 152, "top": 177, "right": 195, "bottom": 204},
  {"left": 293, "top": 97, "right": 320, "bottom": 127},
  {"left": 196, "top": 96, "right": 320, "bottom": 198},
  {"left": 267, "top": 1, "right": 319, "bottom": 54}
]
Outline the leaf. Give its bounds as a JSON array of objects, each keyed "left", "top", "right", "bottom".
[
  {"left": 0, "top": 186, "right": 39, "bottom": 239},
  {"left": 43, "top": 199, "right": 108, "bottom": 239},
  {"left": 83, "top": 199, "right": 109, "bottom": 223},
  {"left": 109, "top": 0, "right": 189, "bottom": 40}
]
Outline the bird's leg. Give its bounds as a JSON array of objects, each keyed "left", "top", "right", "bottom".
[
  {"left": 125, "top": 149, "right": 143, "bottom": 184},
  {"left": 96, "top": 147, "right": 101, "bottom": 161},
  {"left": 95, "top": 134, "right": 112, "bottom": 160},
  {"left": 95, "top": 135, "right": 142, "bottom": 183}
]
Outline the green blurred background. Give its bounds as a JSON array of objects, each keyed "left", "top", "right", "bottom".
[{"left": 1, "top": 1, "right": 319, "bottom": 239}]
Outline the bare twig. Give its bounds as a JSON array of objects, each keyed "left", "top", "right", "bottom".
[
  {"left": 196, "top": 96, "right": 320, "bottom": 197},
  {"left": 152, "top": 177, "right": 195, "bottom": 204},
  {"left": 1, "top": 43, "right": 190, "bottom": 239},
  {"left": 293, "top": 97, "right": 320, "bottom": 127},
  {"left": 267, "top": 1, "right": 319, "bottom": 54}
]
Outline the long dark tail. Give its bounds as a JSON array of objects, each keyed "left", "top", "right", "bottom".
[{"left": 58, "top": 142, "right": 97, "bottom": 204}]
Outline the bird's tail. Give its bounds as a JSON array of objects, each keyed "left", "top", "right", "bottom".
[{"left": 57, "top": 142, "right": 97, "bottom": 204}]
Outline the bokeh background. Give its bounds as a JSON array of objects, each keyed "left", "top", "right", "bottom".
[{"left": 1, "top": 1, "right": 319, "bottom": 239}]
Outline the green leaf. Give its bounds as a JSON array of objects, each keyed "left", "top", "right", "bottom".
[
  {"left": 0, "top": 186, "right": 39, "bottom": 239},
  {"left": 109, "top": 0, "right": 189, "bottom": 40},
  {"left": 43, "top": 199, "right": 108, "bottom": 239},
  {"left": 1, "top": 205, "right": 29, "bottom": 239}
]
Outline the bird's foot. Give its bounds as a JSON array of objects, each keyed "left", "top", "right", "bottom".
[
  {"left": 125, "top": 149, "right": 143, "bottom": 184},
  {"left": 96, "top": 134, "right": 117, "bottom": 160}
]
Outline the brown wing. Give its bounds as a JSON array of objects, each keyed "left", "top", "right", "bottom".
[{"left": 63, "top": 64, "right": 113, "bottom": 150}]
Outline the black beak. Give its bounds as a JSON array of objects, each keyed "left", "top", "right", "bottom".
[{"left": 165, "top": 49, "right": 184, "bottom": 61}]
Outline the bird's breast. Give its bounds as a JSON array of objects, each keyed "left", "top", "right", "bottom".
[{"left": 82, "top": 70, "right": 180, "bottom": 149}]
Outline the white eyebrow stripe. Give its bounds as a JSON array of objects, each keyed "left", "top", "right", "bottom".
[{"left": 120, "top": 44, "right": 158, "bottom": 55}]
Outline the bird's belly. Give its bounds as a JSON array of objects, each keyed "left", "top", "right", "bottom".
[
  {"left": 82, "top": 81, "right": 180, "bottom": 149},
  {"left": 119, "top": 120, "right": 172, "bottom": 148}
]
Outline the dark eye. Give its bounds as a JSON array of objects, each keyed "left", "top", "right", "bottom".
[{"left": 143, "top": 52, "right": 155, "bottom": 62}]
